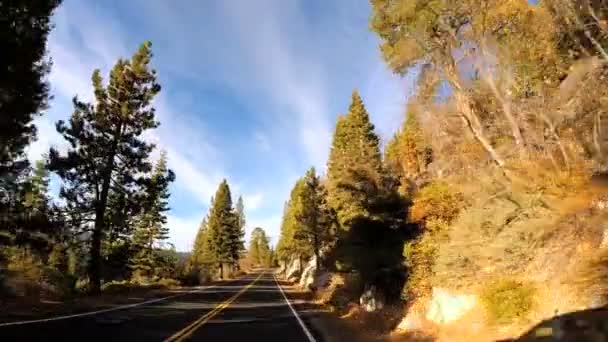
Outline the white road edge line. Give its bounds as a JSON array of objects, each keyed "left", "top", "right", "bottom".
[
  {"left": 273, "top": 274, "right": 316, "bottom": 342},
  {"left": 0, "top": 285, "right": 215, "bottom": 327}
]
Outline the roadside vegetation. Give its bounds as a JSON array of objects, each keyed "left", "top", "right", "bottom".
[
  {"left": 0, "top": 1, "right": 184, "bottom": 300},
  {"left": 183, "top": 181, "right": 246, "bottom": 284},
  {"left": 275, "top": 0, "right": 608, "bottom": 340},
  {"left": 3, "top": 0, "right": 608, "bottom": 340}
]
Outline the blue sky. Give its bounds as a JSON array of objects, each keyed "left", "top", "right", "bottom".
[{"left": 27, "top": 0, "right": 416, "bottom": 251}]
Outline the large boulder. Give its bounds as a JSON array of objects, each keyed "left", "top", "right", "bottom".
[
  {"left": 299, "top": 256, "right": 317, "bottom": 289},
  {"left": 360, "top": 285, "right": 385, "bottom": 312},
  {"left": 396, "top": 311, "right": 424, "bottom": 331},
  {"left": 285, "top": 256, "right": 302, "bottom": 281},
  {"left": 425, "top": 287, "right": 476, "bottom": 324},
  {"left": 276, "top": 260, "right": 287, "bottom": 276}
]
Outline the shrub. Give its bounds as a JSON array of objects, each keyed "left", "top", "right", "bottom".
[
  {"left": 101, "top": 280, "right": 133, "bottom": 293},
  {"left": 480, "top": 279, "right": 535, "bottom": 324},
  {"left": 402, "top": 220, "right": 446, "bottom": 301},
  {"left": 156, "top": 278, "right": 180, "bottom": 288},
  {"left": 410, "top": 182, "right": 463, "bottom": 224},
  {"left": 6, "top": 247, "right": 44, "bottom": 283}
]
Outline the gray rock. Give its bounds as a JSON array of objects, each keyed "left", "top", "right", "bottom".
[
  {"left": 396, "top": 312, "right": 423, "bottom": 331},
  {"left": 360, "top": 285, "right": 385, "bottom": 312},
  {"left": 299, "top": 256, "right": 317, "bottom": 289},
  {"left": 285, "top": 256, "right": 302, "bottom": 280},
  {"left": 425, "top": 287, "right": 476, "bottom": 324}
]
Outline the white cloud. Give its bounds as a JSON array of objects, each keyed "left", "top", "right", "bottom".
[
  {"left": 27, "top": 117, "right": 64, "bottom": 162},
  {"left": 167, "top": 214, "right": 203, "bottom": 252},
  {"left": 218, "top": 0, "right": 332, "bottom": 169},
  {"left": 164, "top": 145, "right": 222, "bottom": 205},
  {"left": 243, "top": 192, "right": 264, "bottom": 212},
  {"left": 37, "top": 0, "right": 414, "bottom": 252},
  {"left": 246, "top": 213, "right": 282, "bottom": 247}
]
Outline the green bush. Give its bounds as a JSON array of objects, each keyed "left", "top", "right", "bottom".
[
  {"left": 156, "top": 278, "right": 180, "bottom": 288},
  {"left": 480, "top": 279, "right": 535, "bottom": 324},
  {"left": 101, "top": 280, "right": 134, "bottom": 293},
  {"left": 410, "top": 182, "right": 462, "bottom": 224},
  {"left": 101, "top": 278, "right": 180, "bottom": 293}
]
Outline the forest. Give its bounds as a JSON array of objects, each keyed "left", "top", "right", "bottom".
[{"left": 2, "top": 0, "right": 608, "bottom": 340}]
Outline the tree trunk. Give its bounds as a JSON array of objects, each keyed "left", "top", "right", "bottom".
[
  {"left": 88, "top": 125, "right": 122, "bottom": 294},
  {"left": 89, "top": 165, "right": 113, "bottom": 293},
  {"left": 298, "top": 255, "right": 302, "bottom": 275},
  {"left": 540, "top": 113, "right": 570, "bottom": 171},
  {"left": 594, "top": 110, "right": 602, "bottom": 159},
  {"left": 478, "top": 40, "right": 527, "bottom": 155},
  {"left": 454, "top": 91, "right": 506, "bottom": 167},
  {"left": 482, "top": 71, "right": 526, "bottom": 154},
  {"left": 443, "top": 58, "right": 506, "bottom": 168},
  {"left": 313, "top": 234, "right": 320, "bottom": 270}
]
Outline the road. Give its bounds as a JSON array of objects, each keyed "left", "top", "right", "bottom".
[{"left": 0, "top": 271, "right": 320, "bottom": 342}]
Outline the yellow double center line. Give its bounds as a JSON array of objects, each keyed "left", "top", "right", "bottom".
[{"left": 164, "top": 272, "right": 264, "bottom": 342}]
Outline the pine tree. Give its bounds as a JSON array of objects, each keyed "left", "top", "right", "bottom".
[
  {"left": 248, "top": 227, "right": 263, "bottom": 265},
  {"left": 49, "top": 42, "right": 162, "bottom": 293},
  {"left": 258, "top": 232, "right": 272, "bottom": 267},
  {"left": 294, "top": 167, "right": 332, "bottom": 269},
  {"left": 326, "top": 91, "right": 384, "bottom": 226},
  {"left": 130, "top": 151, "right": 175, "bottom": 278},
  {"left": 0, "top": 0, "right": 61, "bottom": 250},
  {"left": 24, "top": 160, "right": 50, "bottom": 213},
  {"left": 385, "top": 112, "right": 433, "bottom": 195},
  {"left": 235, "top": 196, "right": 246, "bottom": 254},
  {"left": 0, "top": 0, "right": 61, "bottom": 175},
  {"left": 206, "top": 180, "right": 240, "bottom": 278},
  {"left": 384, "top": 132, "right": 403, "bottom": 180},
  {"left": 187, "top": 217, "right": 214, "bottom": 274},
  {"left": 399, "top": 112, "right": 432, "bottom": 182},
  {"left": 248, "top": 227, "right": 272, "bottom": 267},
  {"left": 276, "top": 179, "right": 306, "bottom": 262},
  {"left": 325, "top": 91, "right": 406, "bottom": 283}
]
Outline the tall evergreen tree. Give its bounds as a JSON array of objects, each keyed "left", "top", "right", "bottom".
[
  {"left": 188, "top": 216, "right": 214, "bottom": 271},
  {"left": 49, "top": 42, "right": 162, "bottom": 292},
  {"left": 130, "top": 151, "right": 175, "bottom": 278},
  {"left": 326, "top": 91, "right": 384, "bottom": 226},
  {"left": 206, "top": 180, "right": 240, "bottom": 278},
  {"left": 276, "top": 179, "right": 306, "bottom": 262},
  {"left": 0, "top": 0, "right": 61, "bottom": 250},
  {"left": 235, "top": 196, "right": 246, "bottom": 253},
  {"left": 24, "top": 160, "right": 50, "bottom": 213},
  {"left": 385, "top": 112, "right": 433, "bottom": 195},
  {"left": 0, "top": 0, "right": 61, "bottom": 174},
  {"left": 248, "top": 227, "right": 271, "bottom": 267},
  {"left": 294, "top": 167, "right": 332, "bottom": 269},
  {"left": 325, "top": 91, "right": 406, "bottom": 287}
]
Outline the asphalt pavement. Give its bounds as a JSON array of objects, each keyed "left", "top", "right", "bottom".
[{"left": 0, "top": 271, "right": 321, "bottom": 342}]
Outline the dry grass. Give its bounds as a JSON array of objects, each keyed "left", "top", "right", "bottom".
[
  {"left": 480, "top": 279, "right": 536, "bottom": 325},
  {"left": 393, "top": 159, "right": 608, "bottom": 341}
]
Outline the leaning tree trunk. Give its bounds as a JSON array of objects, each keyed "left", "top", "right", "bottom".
[{"left": 443, "top": 58, "right": 506, "bottom": 168}]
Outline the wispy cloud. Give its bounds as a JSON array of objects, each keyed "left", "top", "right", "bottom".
[
  {"left": 166, "top": 214, "right": 203, "bottom": 252},
  {"left": 243, "top": 192, "right": 264, "bottom": 212},
  {"left": 36, "top": 0, "right": 413, "bottom": 251}
]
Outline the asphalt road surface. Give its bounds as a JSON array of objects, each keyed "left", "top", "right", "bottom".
[{"left": 0, "top": 271, "right": 321, "bottom": 342}]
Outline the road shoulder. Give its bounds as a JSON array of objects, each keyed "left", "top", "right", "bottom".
[{"left": 275, "top": 277, "right": 375, "bottom": 342}]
